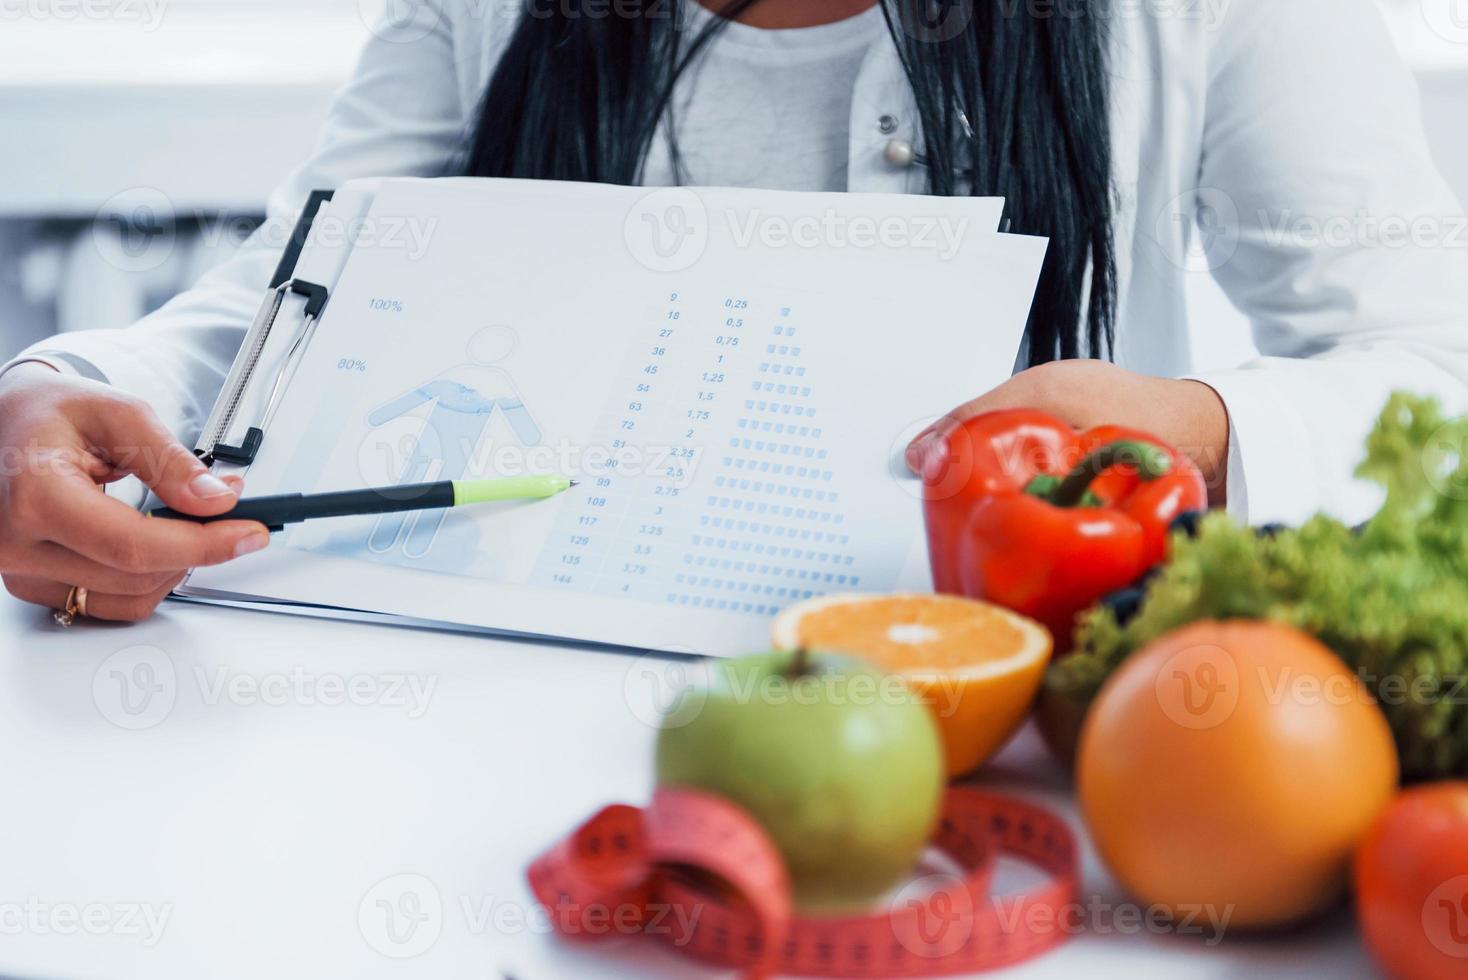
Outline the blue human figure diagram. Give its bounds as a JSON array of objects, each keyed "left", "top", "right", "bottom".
[{"left": 363, "top": 326, "right": 543, "bottom": 567}]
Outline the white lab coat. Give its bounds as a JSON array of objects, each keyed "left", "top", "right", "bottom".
[{"left": 10, "top": 0, "right": 1468, "bottom": 525}]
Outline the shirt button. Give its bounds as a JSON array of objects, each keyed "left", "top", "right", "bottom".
[{"left": 877, "top": 114, "right": 898, "bottom": 135}]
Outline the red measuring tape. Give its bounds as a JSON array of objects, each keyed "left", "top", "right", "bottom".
[{"left": 528, "top": 786, "right": 1080, "bottom": 977}]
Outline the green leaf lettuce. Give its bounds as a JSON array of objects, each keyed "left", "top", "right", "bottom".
[{"left": 1047, "top": 392, "right": 1468, "bottom": 779}]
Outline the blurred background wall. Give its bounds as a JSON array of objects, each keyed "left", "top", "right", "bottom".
[
  {"left": 2, "top": 0, "right": 1466, "bottom": 369},
  {"left": 0, "top": 0, "right": 368, "bottom": 357}
]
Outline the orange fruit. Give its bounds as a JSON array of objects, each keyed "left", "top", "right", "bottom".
[
  {"left": 771, "top": 593, "right": 1051, "bottom": 777},
  {"left": 1077, "top": 620, "right": 1399, "bottom": 930}
]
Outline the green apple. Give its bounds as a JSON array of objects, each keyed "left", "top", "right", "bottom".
[{"left": 654, "top": 649, "right": 944, "bottom": 912}]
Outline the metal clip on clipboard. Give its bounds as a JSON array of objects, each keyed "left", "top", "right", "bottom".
[{"left": 194, "top": 190, "right": 335, "bottom": 468}]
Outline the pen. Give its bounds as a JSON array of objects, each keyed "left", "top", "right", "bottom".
[{"left": 149, "top": 475, "right": 576, "bottom": 531}]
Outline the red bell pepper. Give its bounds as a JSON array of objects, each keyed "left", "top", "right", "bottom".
[{"left": 921, "top": 409, "right": 1208, "bottom": 652}]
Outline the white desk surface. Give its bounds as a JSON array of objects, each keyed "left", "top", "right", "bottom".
[{"left": 0, "top": 595, "right": 1375, "bottom": 979}]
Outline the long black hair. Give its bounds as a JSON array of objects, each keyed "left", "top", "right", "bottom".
[{"left": 464, "top": 0, "right": 1115, "bottom": 364}]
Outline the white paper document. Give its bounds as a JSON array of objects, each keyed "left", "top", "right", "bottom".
[{"left": 180, "top": 178, "right": 1047, "bottom": 654}]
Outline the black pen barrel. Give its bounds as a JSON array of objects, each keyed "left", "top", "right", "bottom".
[
  {"left": 300, "top": 481, "right": 455, "bottom": 520},
  {"left": 151, "top": 493, "right": 306, "bottom": 526},
  {"left": 150, "top": 480, "right": 455, "bottom": 526}
]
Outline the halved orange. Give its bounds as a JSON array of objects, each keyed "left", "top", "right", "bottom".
[{"left": 772, "top": 593, "right": 1051, "bottom": 777}]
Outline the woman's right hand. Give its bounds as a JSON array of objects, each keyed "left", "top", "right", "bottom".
[{"left": 0, "top": 363, "right": 270, "bottom": 622}]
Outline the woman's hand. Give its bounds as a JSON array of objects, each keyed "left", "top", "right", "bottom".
[
  {"left": 907, "top": 360, "right": 1230, "bottom": 506},
  {"left": 0, "top": 364, "right": 270, "bottom": 622}
]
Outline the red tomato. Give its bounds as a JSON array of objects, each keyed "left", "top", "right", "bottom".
[{"left": 1355, "top": 782, "right": 1468, "bottom": 980}]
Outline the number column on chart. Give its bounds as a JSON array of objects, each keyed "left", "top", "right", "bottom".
[
  {"left": 532, "top": 292, "right": 698, "bottom": 597},
  {"left": 598, "top": 293, "right": 751, "bottom": 602}
]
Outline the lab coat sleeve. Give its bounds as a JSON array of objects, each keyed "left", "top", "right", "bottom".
[
  {"left": 1187, "top": 0, "right": 1468, "bottom": 525},
  {"left": 1, "top": 7, "right": 470, "bottom": 442}
]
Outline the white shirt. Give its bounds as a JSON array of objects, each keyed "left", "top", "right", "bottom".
[
  {"left": 667, "top": 2, "right": 883, "bottom": 191},
  {"left": 10, "top": 0, "right": 1468, "bottom": 526}
]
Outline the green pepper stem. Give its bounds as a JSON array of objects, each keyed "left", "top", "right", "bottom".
[{"left": 1048, "top": 439, "right": 1174, "bottom": 508}]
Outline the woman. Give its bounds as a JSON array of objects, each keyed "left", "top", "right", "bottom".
[{"left": 0, "top": 0, "right": 1464, "bottom": 621}]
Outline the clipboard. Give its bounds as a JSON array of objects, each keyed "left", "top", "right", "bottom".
[{"left": 194, "top": 189, "right": 336, "bottom": 467}]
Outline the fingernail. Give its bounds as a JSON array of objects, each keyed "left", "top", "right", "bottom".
[
  {"left": 190, "top": 472, "right": 235, "bottom": 499},
  {"left": 906, "top": 431, "right": 935, "bottom": 471},
  {"left": 234, "top": 534, "right": 269, "bottom": 558}
]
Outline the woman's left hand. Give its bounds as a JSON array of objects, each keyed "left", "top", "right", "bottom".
[{"left": 906, "top": 360, "right": 1230, "bottom": 507}]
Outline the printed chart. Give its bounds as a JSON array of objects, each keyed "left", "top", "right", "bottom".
[{"left": 529, "top": 285, "right": 901, "bottom": 619}]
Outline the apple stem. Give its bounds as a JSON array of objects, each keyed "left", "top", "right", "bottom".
[{"left": 789, "top": 647, "right": 811, "bottom": 678}]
